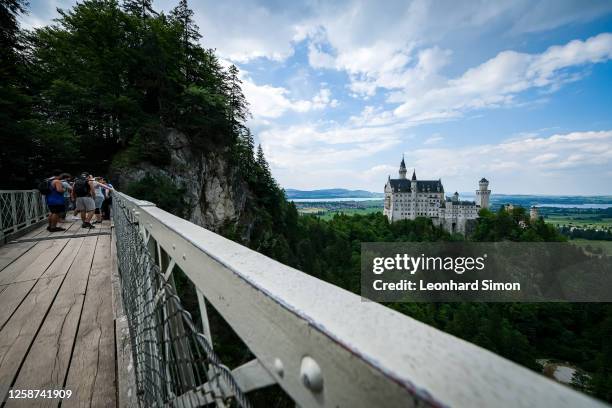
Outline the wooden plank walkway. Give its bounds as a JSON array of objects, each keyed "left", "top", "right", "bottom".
[{"left": 0, "top": 220, "right": 117, "bottom": 407}]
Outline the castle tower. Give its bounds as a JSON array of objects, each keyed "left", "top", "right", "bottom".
[
  {"left": 411, "top": 169, "right": 417, "bottom": 219},
  {"left": 476, "top": 177, "right": 491, "bottom": 209},
  {"left": 530, "top": 206, "right": 539, "bottom": 221},
  {"left": 452, "top": 191, "right": 459, "bottom": 202},
  {"left": 399, "top": 156, "right": 407, "bottom": 179}
]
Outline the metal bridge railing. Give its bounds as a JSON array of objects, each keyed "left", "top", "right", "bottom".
[
  {"left": 112, "top": 191, "right": 607, "bottom": 408},
  {"left": 112, "top": 194, "right": 249, "bottom": 408},
  {"left": 0, "top": 190, "right": 47, "bottom": 242}
]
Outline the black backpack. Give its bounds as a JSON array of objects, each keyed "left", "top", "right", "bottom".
[
  {"left": 37, "top": 179, "right": 51, "bottom": 195},
  {"left": 74, "top": 176, "right": 90, "bottom": 197}
]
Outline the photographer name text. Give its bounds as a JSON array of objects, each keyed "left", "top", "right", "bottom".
[{"left": 372, "top": 279, "right": 520, "bottom": 292}]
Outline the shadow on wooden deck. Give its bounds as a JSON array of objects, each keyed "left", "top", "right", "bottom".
[{"left": 0, "top": 220, "right": 117, "bottom": 407}]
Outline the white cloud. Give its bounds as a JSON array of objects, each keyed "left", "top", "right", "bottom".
[
  {"left": 187, "top": 0, "right": 316, "bottom": 62},
  {"left": 241, "top": 76, "right": 338, "bottom": 119},
  {"left": 393, "top": 33, "right": 612, "bottom": 121},
  {"left": 265, "top": 128, "right": 612, "bottom": 193},
  {"left": 21, "top": 0, "right": 612, "bottom": 66},
  {"left": 510, "top": 1, "right": 612, "bottom": 34},
  {"left": 18, "top": 0, "right": 75, "bottom": 29},
  {"left": 423, "top": 135, "right": 444, "bottom": 145},
  {"left": 260, "top": 120, "right": 612, "bottom": 191},
  {"left": 258, "top": 121, "right": 405, "bottom": 169},
  {"left": 403, "top": 130, "right": 612, "bottom": 193},
  {"left": 299, "top": 1, "right": 612, "bottom": 99}
]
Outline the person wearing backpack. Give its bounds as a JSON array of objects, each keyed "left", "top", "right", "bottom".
[
  {"left": 72, "top": 172, "right": 96, "bottom": 229},
  {"left": 45, "top": 170, "right": 66, "bottom": 232}
]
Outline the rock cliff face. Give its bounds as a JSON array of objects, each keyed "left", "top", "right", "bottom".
[{"left": 112, "top": 128, "right": 250, "bottom": 236}]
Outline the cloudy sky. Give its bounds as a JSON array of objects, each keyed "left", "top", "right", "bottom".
[{"left": 22, "top": 0, "right": 612, "bottom": 194}]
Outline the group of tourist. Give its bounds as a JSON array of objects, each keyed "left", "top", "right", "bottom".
[{"left": 43, "top": 171, "right": 114, "bottom": 232}]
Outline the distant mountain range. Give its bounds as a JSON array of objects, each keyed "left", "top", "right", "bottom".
[
  {"left": 459, "top": 193, "right": 612, "bottom": 206},
  {"left": 285, "top": 188, "right": 384, "bottom": 199},
  {"left": 285, "top": 189, "right": 612, "bottom": 207}
]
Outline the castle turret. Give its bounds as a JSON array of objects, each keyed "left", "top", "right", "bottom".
[
  {"left": 399, "top": 156, "right": 407, "bottom": 179},
  {"left": 476, "top": 177, "right": 491, "bottom": 209},
  {"left": 452, "top": 191, "right": 459, "bottom": 202},
  {"left": 410, "top": 169, "right": 417, "bottom": 219},
  {"left": 530, "top": 205, "right": 539, "bottom": 221}
]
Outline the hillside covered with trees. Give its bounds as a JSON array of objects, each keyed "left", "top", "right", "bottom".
[{"left": 1, "top": 0, "right": 610, "bottom": 403}]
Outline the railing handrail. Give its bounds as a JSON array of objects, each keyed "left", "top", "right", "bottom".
[
  {"left": 114, "top": 191, "right": 606, "bottom": 408},
  {"left": 0, "top": 189, "right": 39, "bottom": 193}
]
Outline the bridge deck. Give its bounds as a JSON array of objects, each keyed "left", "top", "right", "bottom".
[{"left": 0, "top": 220, "right": 116, "bottom": 407}]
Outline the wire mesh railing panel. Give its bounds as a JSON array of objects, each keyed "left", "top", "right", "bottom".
[
  {"left": 0, "top": 193, "right": 12, "bottom": 232},
  {"left": 0, "top": 190, "right": 47, "bottom": 237},
  {"left": 112, "top": 197, "right": 251, "bottom": 408},
  {"left": 15, "top": 192, "right": 26, "bottom": 227}
]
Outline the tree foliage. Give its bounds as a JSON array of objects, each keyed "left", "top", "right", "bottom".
[
  {"left": 236, "top": 202, "right": 612, "bottom": 401},
  {"left": 1, "top": 0, "right": 251, "bottom": 185}
]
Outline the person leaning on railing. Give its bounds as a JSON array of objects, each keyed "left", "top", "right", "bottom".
[
  {"left": 101, "top": 178, "right": 113, "bottom": 221},
  {"left": 72, "top": 173, "right": 101, "bottom": 229},
  {"left": 91, "top": 176, "right": 113, "bottom": 225}
]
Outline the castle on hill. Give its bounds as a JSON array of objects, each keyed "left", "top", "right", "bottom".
[{"left": 383, "top": 157, "right": 491, "bottom": 234}]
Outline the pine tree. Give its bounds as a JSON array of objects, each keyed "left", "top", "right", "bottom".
[
  {"left": 1, "top": 0, "right": 75, "bottom": 186},
  {"left": 237, "top": 128, "right": 256, "bottom": 180},
  {"left": 226, "top": 64, "right": 249, "bottom": 135},
  {"left": 170, "top": 0, "right": 200, "bottom": 46},
  {"left": 255, "top": 143, "right": 276, "bottom": 188},
  {"left": 170, "top": 0, "right": 201, "bottom": 82},
  {"left": 244, "top": 128, "right": 255, "bottom": 156},
  {"left": 256, "top": 144, "right": 268, "bottom": 173},
  {"left": 122, "top": 0, "right": 154, "bottom": 20},
  {"left": 0, "top": 0, "right": 29, "bottom": 185}
]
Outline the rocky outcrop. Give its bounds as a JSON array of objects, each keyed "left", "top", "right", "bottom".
[{"left": 112, "top": 128, "right": 250, "bottom": 235}]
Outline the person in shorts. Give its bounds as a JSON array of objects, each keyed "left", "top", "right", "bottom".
[
  {"left": 72, "top": 172, "right": 96, "bottom": 228},
  {"left": 92, "top": 177, "right": 104, "bottom": 224},
  {"left": 45, "top": 170, "right": 66, "bottom": 232},
  {"left": 58, "top": 173, "right": 72, "bottom": 222}
]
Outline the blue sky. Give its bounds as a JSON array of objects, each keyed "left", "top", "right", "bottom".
[{"left": 22, "top": 0, "right": 612, "bottom": 194}]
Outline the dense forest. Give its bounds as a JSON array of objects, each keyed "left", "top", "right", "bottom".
[{"left": 1, "top": 0, "right": 611, "bottom": 403}]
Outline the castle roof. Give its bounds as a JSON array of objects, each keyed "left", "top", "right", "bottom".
[
  {"left": 480, "top": 177, "right": 488, "bottom": 183},
  {"left": 400, "top": 156, "right": 406, "bottom": 170},
  {"left": 445, "top": 197, "right": 477, "bottom": 206},
  {"left": 411, "top": 169, "right": 417, "bottom": 181},
  {"left": 388, "top": 179, "right": 443, "bottom": 193}
]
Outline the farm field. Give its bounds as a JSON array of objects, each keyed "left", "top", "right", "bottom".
[
  {"left": 294, "top": 200, "right": 383, "bottom": 219},
  {"left": 544, "top": 215, "right": 612, "bottom": 228},
  {"left": 570, "top": 239, "right": 612, "bottom": 256}
]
